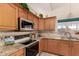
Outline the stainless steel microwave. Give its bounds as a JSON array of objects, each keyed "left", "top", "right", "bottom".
[{"left": 18, "top": 18, "right": 34, "bottom": 31}]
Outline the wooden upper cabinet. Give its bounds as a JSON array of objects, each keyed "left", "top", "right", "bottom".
[
  {"left": 32, "top": 15, "right": 39, "bottom": 30},
  {"left": 44, "top": 16, "right": 56, "bottom": 31},
  {"left": 0, "top": 4, "right": 18, "bottom": 30},
  {"left": 44, "top": 19, "right": 50, "bottom": 30},
  {"left": 71, "top": 41, "right": 79, "bottom": 56},
  {"left": 19, "top": 7, "right": 28, "bottom": 19},
  {"left": 38, "top": 18, "right": 45, "bottom": 30},
  {"left": 49, "top": 17, "right": 56, "bottom": 31},
  {"left": 27, "top": 12, "right": 33, "bottom": 20}
]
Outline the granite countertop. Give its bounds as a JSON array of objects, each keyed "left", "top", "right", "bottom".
[
  {"left": 0, "top": 32, "right": 33, "bottom": 37},
  {"left": 0, "top": 43, "right": 25, "bottom": 56},
  {"left": 40, "top": 33, "right": 79, "bottom": 41},
  {"left": 40, "top": 36, "right": 79, "bottom": 41}
]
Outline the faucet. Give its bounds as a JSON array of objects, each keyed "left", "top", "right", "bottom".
[
  {"left": 64, "top": 32, "right": 79, "bottom": 40},
  {"left": 64, "top": 32, "right": 72, "bottom": 39}
]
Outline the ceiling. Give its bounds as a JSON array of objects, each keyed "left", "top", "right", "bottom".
[{"left": 27, "top": 3, "right": 79, "bottom": 20}]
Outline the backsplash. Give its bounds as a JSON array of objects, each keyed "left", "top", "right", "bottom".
[
  {"left": 0, "top": 32, "right": 32, "bottom": 37},
  {"left": 15, "top": 34, "right": 30, "bottom": 40},
  {"left": 0, "top": 31, "right": 33, "bottom": 45}
]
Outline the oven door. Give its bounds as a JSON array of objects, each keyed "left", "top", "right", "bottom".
[{"left": 26, "top": 41, "right": 39, "bottom": 56}]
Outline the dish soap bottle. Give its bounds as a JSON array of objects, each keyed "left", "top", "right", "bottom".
[
  {"left": 0, "top": 37, "right": 4, "bottom": 46},
  {"left": 4, "top": 36, "right": 15, "bottom": 45}
]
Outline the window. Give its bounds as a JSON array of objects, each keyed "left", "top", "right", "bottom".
[
  {"left": 57, "top": 21, "right": 79, "bottom": 31},
  {"left": 57, "top": 23, "right": 66, "bottom": 29}
]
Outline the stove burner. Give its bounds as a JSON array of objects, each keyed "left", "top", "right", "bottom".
[{"left": 21, "top": 40, "right": 36, "bottom": 45}]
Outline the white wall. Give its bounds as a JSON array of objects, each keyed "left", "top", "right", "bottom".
[
  {"left": 48, "top": 3, "right": 79, "bottom": 20},
  {"left": 28, "top": 3, "right": 79, "bottom": 19}
]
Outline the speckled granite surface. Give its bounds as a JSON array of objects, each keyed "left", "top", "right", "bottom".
[
  {"left": 40, "top": 33, "right": 79, "bottom": 41},
  {"left": 0, "top": 43, "right": 25, "bottom": 56}
]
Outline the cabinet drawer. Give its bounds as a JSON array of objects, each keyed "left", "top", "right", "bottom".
[
  {"left": 11, "top": 49, "right": 24, "bottom": 56},
  {"left": 61, "top": 40, "right": 69, "bottom": 44},
  {"left": 19, "top": 53, "right": 25, "bottom": 56},
  {"left": 72, "top": 41, "right": 79, "bottom": 45},
  {"left": 15, "top": 49, "right": 24, "bottom": 56}
]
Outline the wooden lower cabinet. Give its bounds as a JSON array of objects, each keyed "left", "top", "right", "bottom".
[
  {"left": 47, "top": 40, "right": 71, "bottom": 55},
  {"left": 57, "top": 40, "right": 71, "bottom": 56},
  {"left": 39, "top": 38, "right": 48, "bottom": 53},
  {"left": 71, "top": 41, "right": 79, "bottom": 56},
  {"left": 39, "top": 38, "right": 79, "bottom": 56},
  {"left": 48, "top": 39, "right": 58, "bottom": 54},
  {"left": 11, "top": 48, "right": 25, "bottom": 56}
]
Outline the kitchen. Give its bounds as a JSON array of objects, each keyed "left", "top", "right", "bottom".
[{"left": 0, "top": 3, "right": 79, "bottom": 56}]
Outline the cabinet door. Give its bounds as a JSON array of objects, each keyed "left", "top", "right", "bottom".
[
  {"left": 48, "top": 39, "right": 58, "bottom": 54},
  {"left": 11, "top": 48, "right": 25, "bottom": 56},
  {"left": 19, "top": 7, "right": 28, "bottom": 19},
  {"left": 58, "top": 40, "right": 70, "bottom": 56},
  {"left": 27, "top": 12, "right": 33, "bottom": 20},
  {"left": 38, "top": 19, "right": 45, "bottom": 30},
  {"left": 49, "top": 17, "right": 56, "bottom": 31},
  {"left": 39, "top": 38, "right": 47, "bottom": 52},
  {"left": 44, "top": 19, "right": 50, "bottom": 30},
  {"left": 0, "top": 4, "right": 18, "bottom": 30},
  {"left": 72, "top": 41, "right": 79, "bottom": 56},
  {"left": 32, "top": 16, "right": 39, "bottom": 30},
  {"left": 44, "top": 17, "right": 56, "bottom": 31}
]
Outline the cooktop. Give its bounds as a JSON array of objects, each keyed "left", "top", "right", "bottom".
[{"left": 21, "top": 40, "right": 36, "bottom": 45}]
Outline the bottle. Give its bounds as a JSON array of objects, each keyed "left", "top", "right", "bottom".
[
  {"left": 4, "top": 36, "right": 15, "bottom": 45},
  {"left": 0, "top": 37, "right": 4, "bottom": 46}
]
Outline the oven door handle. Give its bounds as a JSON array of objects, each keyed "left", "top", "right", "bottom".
[{"left": 27, "top": 42, "right": 38, "bottom": 48}]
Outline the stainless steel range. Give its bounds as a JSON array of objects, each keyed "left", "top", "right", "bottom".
[
  {"left": 15, "top": 34, "right": 39, "bottom": 56},
  {"left": 21, "top": 40, "right": 39, "bottom": 56}
]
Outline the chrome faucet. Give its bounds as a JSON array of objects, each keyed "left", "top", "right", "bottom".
[
  {"left": 64, "top": 32, "right": 79, "bottom": 40},
  {"left": 64, "top": 32, "right": 72, "bottom": 39}
]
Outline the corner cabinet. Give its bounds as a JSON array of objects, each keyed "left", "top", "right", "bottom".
[
  {"left": 38, "top": 18, "right": 45, "bottom": 30},
  {"left": 0, "top": 4, "right": 18, "bottom": 30}
]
